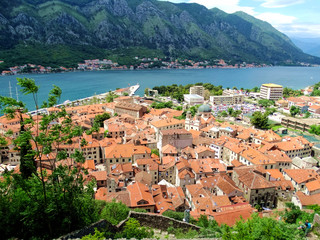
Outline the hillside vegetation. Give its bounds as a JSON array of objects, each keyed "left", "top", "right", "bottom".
[{"left": 0, "top": 0, "right": 319, "bottom": 67}]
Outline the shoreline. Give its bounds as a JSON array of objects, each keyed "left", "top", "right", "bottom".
[{"left": 1, "top": 64, "right": 319, "bottom": 78}]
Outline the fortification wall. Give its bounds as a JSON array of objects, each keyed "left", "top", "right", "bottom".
[{"left": 59, "top": 211, "right": 200, "bottom": 239}]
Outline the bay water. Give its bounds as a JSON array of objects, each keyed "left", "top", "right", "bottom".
[{"left": 0, "top": 67, "right": 319, "bottom": 110}]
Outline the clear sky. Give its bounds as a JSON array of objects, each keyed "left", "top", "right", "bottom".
[{"left": 159, "top": 0, "right": 320, "bottom": 38}]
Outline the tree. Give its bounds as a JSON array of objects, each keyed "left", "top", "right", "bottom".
[
  {"left": 309, "top": 125, "right": 320, "bottom": 135},
  {"left": 231, "top": 110, "right": 242, "bottom": 118},
  {"left": 93, "top": 113, "right": 111, "bottom": 128},
  {"left": 220, "top": 111, "right": 228, "bottom": 117},
  {"left": 100, "top": 200, "right": 129, "bottom": 225},
  {"left": 144, "top": 88, "right": 149, "bottom": 96},
  {"left": 251, "top": 111, "right": 269, "bottom": 129},
  {"left": 227, "top": 107, "right": 234, "bottom": 116},
  {"left": 290, "top": 106, "right": 300, "bottom": 117},
  {"left": 105, "top": 92, "right": 118, "bottom": 103},
  {"left": 151, "top": 149, "right": 160, "bottom": 157},
  {"left": 258, "top": 99, "right": 274, "bottom": 108},
  {"left": 204, "top": 89, "right": 211, "bottom": 100},
  {"left": 265, "top": 107, "right": 276, "bottom": 115},
  {"left": 0, "top": 78, "right": 99, "bottom": 239},
  {"left": 304, "top": 111, "right": 311, "bottom": 118}
]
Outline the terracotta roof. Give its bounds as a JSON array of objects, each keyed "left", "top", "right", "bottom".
[
  {"left": 276, "top": 136, "right": 312, "bottom": 151},
  {"left": 110, "top": 163, "right": 133, "bottom": 175},
  {"left": 135, "top": 171, "right": 153, "bottom": 186},
  {"left": 242, "top": 147, "right": 277, "bottom": 165},
  {"left": 266, "top": 169, "right": 284, "bottom": 181},
  {"left": 178, "top": 169, "right": 195, "bottom": 179},
  {"left": 127, "top": 182, "right": 155, "bottom": 207},
  {"left": 151, "top": 118, "right": 184, "bottom": 128},
  {"left": 160, "top": 129, "right": 191, "bottom": 136},
  {"left": 234, "top": 166, "right": 275, "bottom": 190},
  {"left": 91, "top": 171, "right": 107, "bottom": 181},
  {"left": 306, "top": 179, "right": 320, "bottom": 192},
  {"left": 194, "top": 146, "right": 215, "bottom": 154},
  {"left": 83, "top": 159, "right": 95, "bottom": 170},
  {"left": 115, "top": 102, "right": 143, "bottom": 111},
  {"left": 95, "top": 188, "right": 131, "bottom": 206},
  {"left": 211, "top": 204, "right": 257, "bottom": 226},
  {"left": 295, "top": 191, "right": 320, "bottom": 207},
  {"left": 162, "top": 144, "right": 178, "bottom": 154},
  {"left": 231, "top": 160, "right": 244, "bottom": 167},
  {"left": 264, "top": 150, "right": 292, "bottom": 163},
  {"left": 284, "top": 169, "right": 319, "bottom": 184},
  {"left": 105, "top": 144, "right": 151, "bottom": 159},
  {"left": 162, "top": 156, "right": 175, "bottom": 165},
  {"left": 167, "top": 186, "right": 186, "bottom": 209},
  {"left": 273, "top": 180, "right": 294, "bottom": 191}
]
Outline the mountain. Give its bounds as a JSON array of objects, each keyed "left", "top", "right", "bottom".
[
  {"left": 0, "top": 0, "right": 319, "bottom": 69},
  {"left": 291, "top": 37, "right": 320, "bottom": 58}
]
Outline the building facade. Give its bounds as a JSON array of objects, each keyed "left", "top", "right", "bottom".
[
  {"left": 260, "top": 83, "right": 283, "bottom": 100},
  {"left": 190, "top": 86, "right": 205, "bottom": 97}
]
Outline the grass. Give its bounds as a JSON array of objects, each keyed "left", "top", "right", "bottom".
[{"left": 271, "top": 125, "right": 283, "bottom": 131}]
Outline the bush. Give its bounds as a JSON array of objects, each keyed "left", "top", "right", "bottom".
[
  {"left": 173, "top": 228, "right": 198, "bottom": 239},
  {"left": 163, "top": 210, "right": 184, "bottom": 221},
  {"left": 132, "top": 208, "right": 148, "bottom": 213},
  {"left": 115, "top": 218, "right": 154, "bottom": 239},
  {"left": 81, "top": 228, "right": 106, "bottom": 240},
  {"left": 100, "top": 200, "right": 129, "bottom": 225}
]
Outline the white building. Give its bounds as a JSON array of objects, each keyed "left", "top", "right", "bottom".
[
  {"left": 190, "top": 86, "right": 205, "bottom": 97},
  {"left": 260, "top": 83, "right": 283, "bottom": 100},
  {"left": 183, "top": 94, "right": 204, "bottom": 106},
  {"left": 210, "top": 95, "right": 244, "bottom": 105}
]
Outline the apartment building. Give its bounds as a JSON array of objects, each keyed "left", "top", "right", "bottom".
[{"left": 260, "top": 83, "right": 283, "bottom": 100}]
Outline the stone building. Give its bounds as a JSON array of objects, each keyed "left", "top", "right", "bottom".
[
  {"left": 233, "top": 166, "right": 277, "bottom": 208},
  {"left": 157, "top": 129, "right": 193, "bottom": 152},
  {"left": 114, "top": 102, "right": 147, "bottom": 118}
]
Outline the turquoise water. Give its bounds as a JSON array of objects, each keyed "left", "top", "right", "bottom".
[{"left": 0, "top": 67, "right": 319, "bottom": 110}]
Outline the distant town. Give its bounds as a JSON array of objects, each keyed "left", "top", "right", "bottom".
[
  {"left": 1, "top": 78, "right": 320, "bottom": 230},
  {"left": 1, "top": 56, "right": 317, "bottom": 76}
]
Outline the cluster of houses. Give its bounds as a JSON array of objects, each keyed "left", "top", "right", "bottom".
[
  {"left": 1, "top": 64, "right": 73, "bottom": 75},
  {"left": 1, "top": 91, "right": 320, "bottom": 226},
  {"left": 277, "top": 95, "right": 320, "bottom": 116},
  {"left": 76, "top": 58, "right": 267, "bottom": 71}
]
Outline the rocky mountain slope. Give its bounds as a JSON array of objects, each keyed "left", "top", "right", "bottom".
[{"left": 0, "top": 0, "right": 319, "bottom": 67}]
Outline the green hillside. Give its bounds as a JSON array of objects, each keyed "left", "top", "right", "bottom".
[{"left": 0, "top": 0, "right": 319, "bottom": 67}]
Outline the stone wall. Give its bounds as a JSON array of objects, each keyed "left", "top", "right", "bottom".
[
  {"left": 58, "top": 211, "right": 201, "bottom": 239},
  {"left": 127, "top": 211, "right": 201, "bottom": 232},
  {"left": 313, "top": 213, "right": 320, "bottom": 225},
  {"left": 58, "top": 219, "right": 117, "bottom": 240}
]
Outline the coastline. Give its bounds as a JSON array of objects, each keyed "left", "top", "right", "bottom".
[{"left": 2, "top": 64, "right": 319, "bottom": 78}]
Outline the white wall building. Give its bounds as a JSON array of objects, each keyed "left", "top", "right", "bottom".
[
  {"left": 183, "top": 94, "right": 204, "bottom": 106},
  {"left": 260, "top": 83, "right": 283, "bottom": 100}
]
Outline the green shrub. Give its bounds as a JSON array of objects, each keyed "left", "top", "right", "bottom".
[
  {"left": 100, "top": 200, "right": 129, "bottom": 225},
  {"left": 115, "top": 218, "right": 154, "bottom": 239},
  {"left": 132, "top": 208, "right": 148, "bottom": 213},
  {"left": 81, "top": 228, "right": 106, "bottom": 240}
]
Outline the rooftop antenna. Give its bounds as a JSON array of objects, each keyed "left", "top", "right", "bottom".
[
  {"left": 16, "top": 87, "right": 19, "bottom": 101},
  {"left": 9, "top": 81, "right": 12, "bottom": 98}
]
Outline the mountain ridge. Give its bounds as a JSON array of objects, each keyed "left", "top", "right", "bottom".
[{"left": 0, "top": 0, "right": 319, "bottom": 68}]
